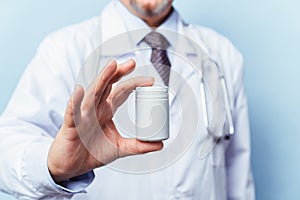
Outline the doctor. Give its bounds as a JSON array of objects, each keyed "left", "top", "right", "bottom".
[{"left": 0, "top": 0, "right": 255, "bottom": 199}]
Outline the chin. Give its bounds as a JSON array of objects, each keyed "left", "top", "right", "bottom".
[{"left": 131, "top": 0, "right": 171, "bottom": 18}]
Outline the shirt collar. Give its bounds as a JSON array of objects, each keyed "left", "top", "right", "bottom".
[
  {"left": 99, "top": 0, "right": 183, "bottom": 55},
  {"left": 115, "top": 0, "right": 179, "bottom": 49}
]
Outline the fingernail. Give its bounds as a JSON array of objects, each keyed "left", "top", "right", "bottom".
[
  {"left": 74, "top": 84, "right": 82, "bottom": 91},
  {"left": 124, "top": 58, "right": 135, "bottom": 65},
  {"left": 144, "top": 77, "right": 155, "bottom": 82}
]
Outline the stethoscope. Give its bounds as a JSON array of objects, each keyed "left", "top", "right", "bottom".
[
  {"left": 197, "top": 57, "right": 235, "bottom": 159},
  {"left": 199, "top": 58, "right": 234, "bottom": 140}
]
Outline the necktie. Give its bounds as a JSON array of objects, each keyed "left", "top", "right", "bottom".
[{"left": 142, "top": 31, "right": 171, "bottom": 86}]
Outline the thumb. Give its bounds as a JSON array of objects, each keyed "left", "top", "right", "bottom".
[{"left": 118, "top": 138, "right": 163, "bottom": 157}]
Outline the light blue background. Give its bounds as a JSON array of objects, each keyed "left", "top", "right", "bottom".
[{"left": 0, "top": 0, "right": 299, "bottom": 199}]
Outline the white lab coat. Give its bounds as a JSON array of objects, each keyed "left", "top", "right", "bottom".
[{"left": 0, "top": 1, "right": 255, "bottom": 199}]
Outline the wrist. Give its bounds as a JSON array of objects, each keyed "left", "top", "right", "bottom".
[{"left": 47, "top": 158, "right": 70, "bottom": 183}]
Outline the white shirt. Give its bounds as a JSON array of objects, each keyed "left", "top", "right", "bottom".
[{"left": 0, "top": 0, "right": 255, "bottom": 199}]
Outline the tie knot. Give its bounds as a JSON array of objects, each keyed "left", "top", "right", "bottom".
[{"left": 142, "top": 31, "right": 170, "bottom": 50}]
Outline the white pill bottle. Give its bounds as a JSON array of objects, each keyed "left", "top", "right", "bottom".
[{"left": 135, "top": 86, "right": 169, "bottom": 141}]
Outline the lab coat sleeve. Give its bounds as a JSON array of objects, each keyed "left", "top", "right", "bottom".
[
  {"left": 225, "top": 57, "right": 255, "bottom": 200},
  {"left": 0, "top": 34, "right": 95, "bottom": 199}
]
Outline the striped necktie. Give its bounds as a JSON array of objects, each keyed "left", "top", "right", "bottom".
[{"left": 142, "top": 31, "right": 171, "bottom": 86}]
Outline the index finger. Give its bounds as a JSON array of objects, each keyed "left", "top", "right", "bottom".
[
  {"left": 94, "top": 60, "right": 118, "bottom": 97},
  {"left": 110, "top": 58, "right": 136, "bottom": 84},
  {"left": 82, "top": 60, "right": 117, "bottom": 111}
]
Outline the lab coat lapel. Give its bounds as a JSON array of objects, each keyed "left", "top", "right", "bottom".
[{"left": 169, "top": 20, "right": 203, "bottom": 106}]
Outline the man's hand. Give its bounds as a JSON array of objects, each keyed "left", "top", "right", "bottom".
[{"left": 48, "top": 59, "right": 163, "bottom": 183}]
